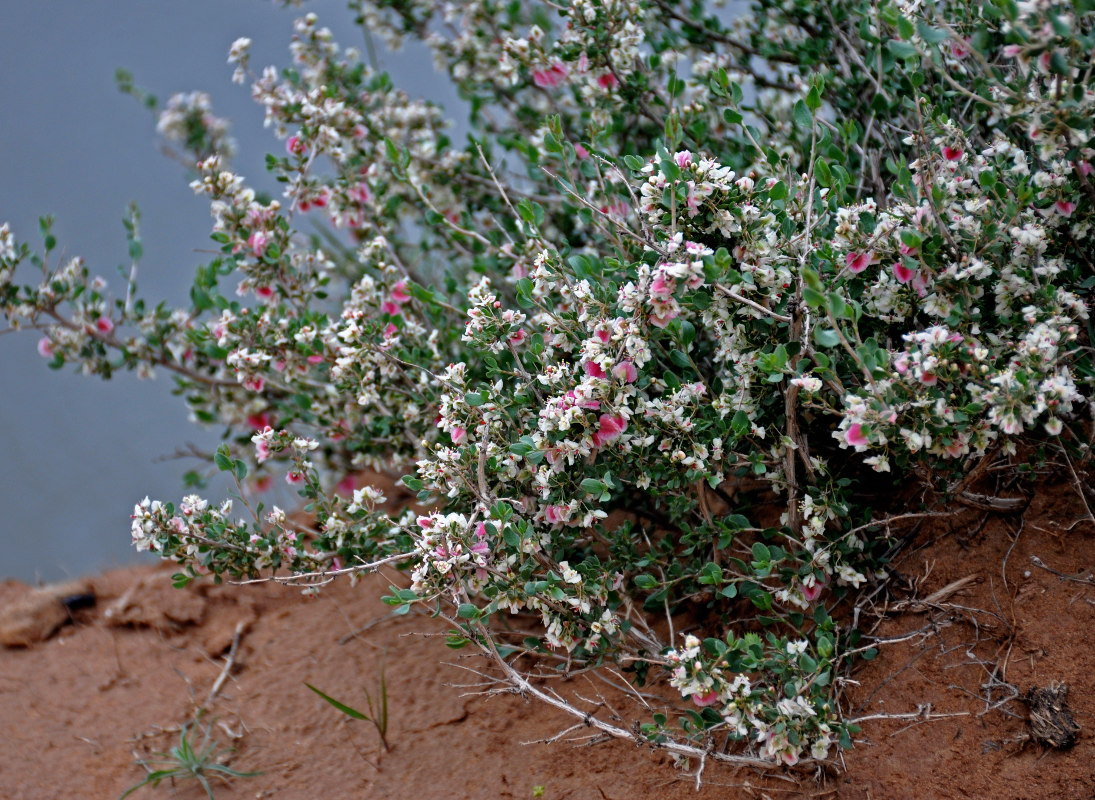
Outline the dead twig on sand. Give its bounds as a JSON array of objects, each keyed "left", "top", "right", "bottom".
[{"left": 200, "top": 620, "right": 247, "bottom": 713}]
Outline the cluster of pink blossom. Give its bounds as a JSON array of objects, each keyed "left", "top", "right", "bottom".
[
  {"left": 154, "top": 90, "right": 236, "bottom": 160},
  {"left": 667, "top": 633, "right": 833, "bottom": 765}
]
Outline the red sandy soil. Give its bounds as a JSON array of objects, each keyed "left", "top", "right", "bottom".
[{"left": 2, "top": 476, "right": 1093, "bottom": 800}]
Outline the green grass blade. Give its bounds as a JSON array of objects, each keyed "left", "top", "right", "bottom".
[{"left": 305, "top": 682, "right": 371, "bottom": 721}]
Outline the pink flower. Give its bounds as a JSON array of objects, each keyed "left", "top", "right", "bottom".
[
  {"left": 544, "top": 504, "right": 572, "bottom": 525},
  {"left": 911, "top": 270, "right": 931, "bottom": 297},
  {"left": 306, "top": 354, "right": 324, "bottom": 364},
  {"left": 893, "top": 353, "right": 910, "bottom": 374},
  {"left": 390, "top": 281, "right": 411, "bottom": 304},
  {"left": 892, "top": 262, "right": 915, "bottom": 284},
  {"left": 507, "top": 329, "right": 527, "bottom": 346},
  {"left": 383, "top": 323, "right": 398, "bottom": 337},
  {"left": 844, "top": 423, "right": 868, "bottom": 448},
  {"left": 336, "top": 474, "right": 357, "bottom": 495},
  {"left": 247, "top": 412, "right": 271, "bottom": 430},
  {"left": 1055, "top": 199, "right": 1077, "bottom": 217},
  {"left": 574, "top": 143, "right": 589, "bottom": 160},
  {"left": 649, "top": 307, "right": 679, "bottom": 328},
  {"left": 255, "top": 439, "right": 271, "bottom": 463},
  {"left": 801, "top": 579, "right": 826, "bottom": 603},
  {"left": 1078, "top": 161, "right": 1094, "bottom": 177},
  {"left": 286, "top": 470, "right": 304, "bottom": 485},
  {"left": 592, "top": 414, "right": 627, "bottom": 447},
  {"left": 252, "top": 475, "right": 272, "bottom": 493},
  {"left": 1002, "top": 44, "right": 1023, "bottom": 58},
  {"left": 919, "top": 370, "right": 937, "bottom": 386},
  {"left": 450, "top": 425, "right": 467, "bottom": 445},
  {"left": 286, "top": 135, "right": 306, "bottom": 155},
  {"left": 381, "top": 300, "right": 400, "bottom": 316},
  {"left": 248, "top": 231, "right": 268, "bottom": 258},
  {"left": 612, "top": 360, "right": 638, "bottom": 383},
  {"left": 564, "top": 390, "right": 600, "bottom": 411},
  {"left": 674, "top": 151, "right": 693, "bottom": 169},
  {"left": 649, "top": 274, "right": 673, "bottom": 300},
  {"left": 470, "top": 522, "right": 490, "bottom": 557},
  {"left": 949, "top": 38, "right": 971, "bottom": 59},
  {"left": 692, "top": 690, "right": 720, "bottom": 707},
  {"left": 583, "top": 360, "right": 606, "bottom": 379},
  {"left": 942, "top": 146, "right": 963, "bottom": 161},
  {"left": 596, "top": 72, "right": 618, "bottom": 89},
  {"left": 243, "top": 375, "right": 265, "bottom": 392},
  {"left": 255, "top": 285, "right": 274, "bottom": 299},
  {"left": 36, "top": 337, "right": 54, "bottom": 358},
  {"left": 95, "top": 317, "right": 114, "bottom": 334},
  {"left": 531, "top": 63, "right": 567, "bottom": 89},
  {"left": 845, "top": 251, "right": 871, "bottom": 274}
]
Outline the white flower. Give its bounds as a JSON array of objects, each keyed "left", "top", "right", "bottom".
[
  {"left": 559, "top": 561, "right": 582, "bottom": 584},
  {"left": 228, "top": 37, "right": 252, "bottom": 63}
]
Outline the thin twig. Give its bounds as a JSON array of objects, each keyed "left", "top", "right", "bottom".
[{"left": 201, "top": 620, "right": 246, "bottom": 712}]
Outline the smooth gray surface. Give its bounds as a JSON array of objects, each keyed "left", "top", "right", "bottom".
[{"left": 0, "top": 1, "right": 456, "bottom": 581}]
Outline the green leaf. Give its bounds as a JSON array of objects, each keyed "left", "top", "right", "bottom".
[
  {"left": 679, "top": 319, "right": 696, "bottom": 346},
  {"left": 814, "top": 328, "right": 841, "bottom": 348},
  {"left": 214, "top": 446, "right": 233, "bottom": 473},
  {"left": 887, "top": 39, "right": 919, "bottom": 60},
  {"left": 750, "top": 591, "right": 773, "bottom": 611},
  {"left": 802, "top": 267, "right": 823, "bottom": 292},
  {"left": 634, "top": 574, "right": 657, "bottom": 590},
  {"left": 915, "top": 20, "right": 949, "bottom": 44},
  {"left": 623, "top": 154, "right": 645, "bottom": 171},
  {"left": 792, "top": 100, "right": 812, "bottom": 129},
  {"left": 465, "top": 391, "right": 486, "bottom": 407},
  {"left": 516, "top": 198, "right": 536, "bottom": 223},
  {"left": 457, "top": 603, "right": 479, "bottom": 619},
  {"left": 580, "top": 478, "right": 605, "bottom": 495},
  {"left": 768, "top": 180, "right": 787, "bottom": 201},
  {"left": 897, "top": 16, "right": 915, "bottom": 39},
  {"left": 827, "top": 292, "right": 850, "bottom": 319},
  {"left": 751, "top": 542, "right": 771, "bottom": 563},
  {"left": 805, "top": 85, "right": 821, "bottom": 111},
  {"left": 669, "top": 349, "right": 691, "bottom": 369},
  {"left": 803, "top": 286, "right": 826, "bottom": 309},
  {"left": 305, "top": 683, "right": 370, "bottom": 720},
  {"left": 664, "top": 111, "right": 682, "bottom": 146}
]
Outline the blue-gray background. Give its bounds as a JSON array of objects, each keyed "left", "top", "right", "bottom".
[{"left": 0, "top": 1, "right": 458, "bottom": 581}]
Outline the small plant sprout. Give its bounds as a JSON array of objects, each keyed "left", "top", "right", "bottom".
[
  {"left": 119, "top": 720, "right": 260, "bottom": 800},
  {"left": 306, "top": 666, "right": 391, "bottom": 753}
]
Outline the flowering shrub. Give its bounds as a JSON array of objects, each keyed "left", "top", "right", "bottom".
[{"left": 3, "top": 0, "right": 1093, "bottom": 771}]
